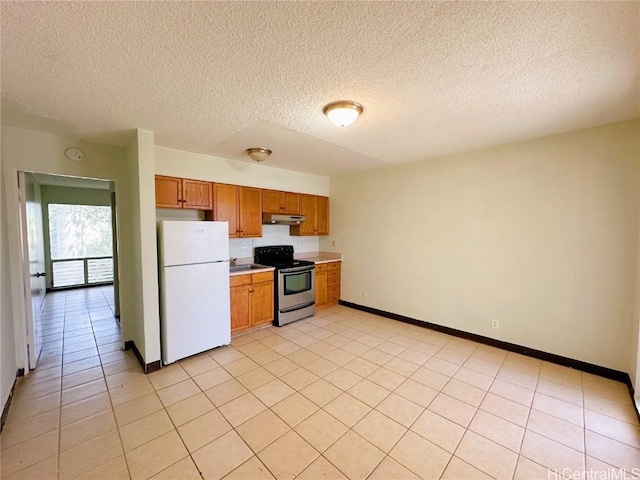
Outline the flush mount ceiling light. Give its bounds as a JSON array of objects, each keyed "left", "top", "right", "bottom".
[
  {"left": 323, "top": 100, "right": 363, "bottom": 127},
  {"left": 245, "top": 147, "right": 272, "bottom": 163}
]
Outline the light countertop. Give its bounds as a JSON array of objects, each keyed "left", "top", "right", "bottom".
[
  {"left": 295, "top": 252, "right": 342, "bottom": 264},
  {"left": 229, "top": 265, "right": 275, "bottom": 277}
]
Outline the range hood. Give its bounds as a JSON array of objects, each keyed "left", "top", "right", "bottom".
[{"left": 262, "top": 213, "right": 306, "bottom": 225}]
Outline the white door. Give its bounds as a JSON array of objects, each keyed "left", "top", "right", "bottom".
[{"left": 19, "top": 172, "right": 47, "bottom": 369}]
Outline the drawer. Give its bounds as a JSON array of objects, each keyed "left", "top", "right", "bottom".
[
  {"left": 327, "top": 261, "right": 341, "bottom": 270},
  {"left": 315, "top": 263, "right": 327, "bottom": 272},
  {"left": 327, "top": 284, "right": 340, "bottom": 295},
  {"left": 327, "top": 277, "right": 340, "bottom": 287},
  {"left": 230, "top": 275, "right": 252, "bottom": 287},
  {"left": 327, "top": 270, "right": 340, "bottom": 281},
  {"left": 252, "top": 271, "right": 274, "bottom": 284},
  {"left": 327, "top": 293, "right": 340, "bottom": 303}
]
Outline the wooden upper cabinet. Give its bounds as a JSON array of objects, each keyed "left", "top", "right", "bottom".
[
  {"left": 155, "top": 175, "right": 212, "bottom": 210},
  {"left": 315, "top": 196, "right": 329, "bottom": 235},
  {"left": 213, "top": 183, "right": 240, "bottom": 237},
  {"left": 210, "top": 184, "right": 261, "bottom": 238},
  {"left": 238, "top": 187, "right": 262, "bottom": 237},
  {"left": 290, "top": 194, "right": 330, "bottom": 236},
  {"left": 155, "top": 176, "right": 183, "bottom": 208},
  {"left": 262, "top": 190, "right": 300, "bottom": 214},
  {"left": 183, "top": 179, "right": 213, "bottom": 209}
]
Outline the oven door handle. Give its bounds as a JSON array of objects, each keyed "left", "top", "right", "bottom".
[
  {"left": 280, "top": 301, "right": 316, "bottom": 313},
  {"left": 279, "top": 266, "right": 315, "bottom": 274}
]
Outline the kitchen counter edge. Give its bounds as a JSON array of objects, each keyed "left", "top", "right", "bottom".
[
  {"left": 294, "top": 252, "right": 343, "bottom": 264},
  {"left": 229, "top": 266, "right": 275, "bottom": 277}
]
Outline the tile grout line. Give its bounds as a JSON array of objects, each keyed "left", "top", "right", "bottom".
[
  {"left": 7, "top": 300, "right": 639, "bottom": 479},
  {"left": 89, "top": 292, "right": 133, "bottom": 480}
]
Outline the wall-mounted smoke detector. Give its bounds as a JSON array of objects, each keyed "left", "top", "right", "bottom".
[{"left": 64, "top": 147, "right": 84, "bottom": 162}]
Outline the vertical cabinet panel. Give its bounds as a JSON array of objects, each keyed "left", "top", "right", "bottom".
[
  {"left": 238, "top": 187, "right": 262, "bottom": 237},
  {"left": 183, "top": 179, "right": 213, "bottom": 209},
  {"left": 315, "top": 196, "right": 329, "bottom": 236},
  {"left": 283, "top": 192, "right": 300, "bottom": 214},
  {"left": 251, "top": 281, "right": 274, "bottom": 326},
  {"left": 213, "top": 184, "right": 240, "bottom": 237},
  {"left": 315, "top": 269, "right": 327, "bottom": 306},
  {"left": 230, "top": 285, "right": 251, "bottom": 333},
  {"left": 155, "top": 176, "right": 183, "bottom": 208},
  {"left": 262, "top": 190, "right": 283, "bottom": 213}
]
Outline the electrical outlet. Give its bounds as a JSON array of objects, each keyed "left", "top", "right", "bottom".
[
  {"left": 300, "top": 239, "right": 304, "bottom": 245},
  {"left": 331, "top": 240, "right": 336, "bottom": 247},
  {"left": 362, "top": 291, "right": 368, "bottom": 299},
  {"left": 491, "top": 319, "right": 499, "bottom": 329},
  {"left": 240, "top": 241, "right": 248, "bottom": 249}
]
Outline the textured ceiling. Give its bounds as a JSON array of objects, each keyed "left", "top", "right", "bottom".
[{"left": 2, "top": 1, "right": 638, "bottom": 177}]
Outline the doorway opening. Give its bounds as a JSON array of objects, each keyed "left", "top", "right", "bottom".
[{"left": 18, "top": 172, "right": 122, "bottom": 372}]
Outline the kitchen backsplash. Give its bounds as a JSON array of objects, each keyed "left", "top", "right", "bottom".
[
  {"left": 156, "top": 210, "right": 319, "bottom": 259},
  {"left": 230, "top": 224, "right": 319, "bottom": 259}
]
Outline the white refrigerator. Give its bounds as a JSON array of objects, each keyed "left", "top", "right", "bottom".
[{"left": 158, "top": 220, "right": 231, "bottom": 364}]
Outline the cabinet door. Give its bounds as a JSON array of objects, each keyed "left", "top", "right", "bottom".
[
  {"left": 230, "top": 285, "right": 251, "bottom": 333},
  {"left": 238, "top": 187, "right": 262, "bottom": 237},
  {"left": 155, "top": 176, "right": 183, "bottom": 208},
  {"left": 251, "top": 281, "right": 274, "bottom": 326},
  {"left": 283, "top": 192, "right": 300, "bottom": 214},
  {"left": 315, "top": 196, "right": 330, "bottom": 235},
  {"left": 298, "top": 194, "right": 317, "bottom": 236},
  {"left": 214, "top": 184, "right": 239, "bottom": 237},
  {"left": 183, "top": 179, "right": 213, "bottom": 210},
  {"left": 315, "top": 270, "right": 327, "bottom": 306},
  {"left": 262, "top": 190, "right": 283, "bottom": 213}
]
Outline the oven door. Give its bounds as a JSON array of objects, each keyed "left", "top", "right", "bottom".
[{"left": 278, "top": 266, "right": 315, "bottom": 310}]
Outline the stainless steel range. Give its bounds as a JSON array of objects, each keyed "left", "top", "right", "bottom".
[{"left": 254, "top": 245, "right": 315, "bottom": 326}]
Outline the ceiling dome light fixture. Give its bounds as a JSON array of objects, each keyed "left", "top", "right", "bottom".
[
  {"left": 245, "top": 147, "right": 272, "bottom": 163},
  {"left": 323, "top": 100, "right": 363, "bottom": 127}
]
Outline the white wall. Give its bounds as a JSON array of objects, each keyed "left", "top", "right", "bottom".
[
  {"left": 0, "top": 126, "right": 151, "bottom": 370},
  {"left": 1, "top": 138, "right": 17, "bottom": 414},
  {"left": 322, "top": 120, "right": 640, "bottom": 377},
  {"left": 122, "top": 131, "right": 161, "bottom": 365},
  {"left": 155, "top": 146, "right": 330, "bottom": 196},
  {"left": 136, "top": 131, "right": 160, "bottom": 363}
]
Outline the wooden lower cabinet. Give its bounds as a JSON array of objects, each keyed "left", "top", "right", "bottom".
[
  {"left": 315, "top": 261, "right": 341, "bottom": 307},
  {"left": 230, "top": 271, "right": 274, "bottom": 334}
]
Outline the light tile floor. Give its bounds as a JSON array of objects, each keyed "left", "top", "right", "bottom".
[{"left": 2, "top": 287, "right": 639, "bottom": 479}]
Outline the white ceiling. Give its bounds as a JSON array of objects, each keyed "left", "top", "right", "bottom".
[{"left": 2, "top": 2, "right": 638, "bottom": 177}]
